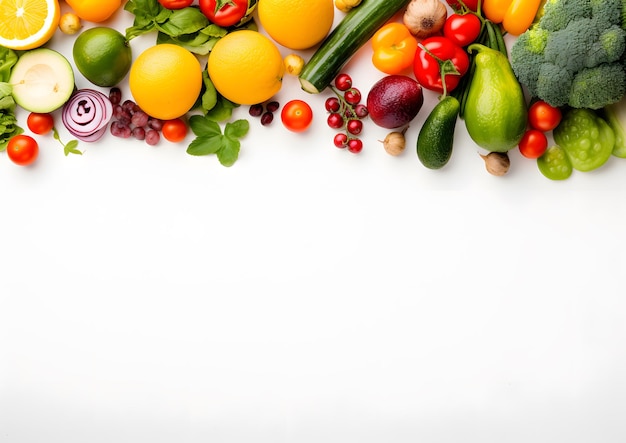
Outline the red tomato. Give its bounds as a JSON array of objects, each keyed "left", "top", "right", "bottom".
[
  {"left": 413, "top": 36, "right": 470, "bottom": 95},
  {"left": 7, "top": 135, "right": 39, "bottom": 166},
  {"left": 281, "top": 100, "right": 313, "bottom": 132},
  {"left": 162, "top": 118, "right": 188, "bottom": 142},
  {"left": 519, "top": 129, "right": 548, "bottom": 159},
  {"left": 443, "top": 13, "right": 482, "bottom": 47},
  {"left": 528, "top": 100, "right": 562, "bottom": 132},
  {"left": 199, "top": 0, "right": 250, "bottom": 27},
  {"left": 157, "top": 0, "right": 193, "bottom": 9},
  {"left": 27, "top": 112, "right": 54, "bottom": 135},
  {"left": 446, "top": 0, "right": 479, "bottom": 11}
]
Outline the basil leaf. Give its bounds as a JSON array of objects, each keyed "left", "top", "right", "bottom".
[
  {"left": 156, "top": 7, "right": 209, "bottom": 37},
  {"left": 186, "top": 135, "right": 224, "bottom": 156},
  {"left": 217, "top": 137, "right": 240, "bottom": 167},
  {"left": 189, "top": 115, "right": 221, "bottom": 137},
  {"left": 224, "top": 119, "right": 250, "bottom": 140}
]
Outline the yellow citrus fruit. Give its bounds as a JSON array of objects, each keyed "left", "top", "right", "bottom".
[
  {"left": 257, "top": 0, "right": 334, "bottom": 50},
  {"left": 0, "top": 0, "right": 60, "bottom": 50},
  {"left": 129, "top": 44, "right": 203, "bottom": 120},
  {"left": 65, "top": 0, "right": 121, "bottom": 23},
  {"left": 208, "top": 30, "right": 284, "bottom": 105},
  {"left": 73, "top": 27, "right": 132, "bottom": 87}
]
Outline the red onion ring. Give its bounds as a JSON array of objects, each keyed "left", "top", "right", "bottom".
[{"left": 62, "top": 89, "right": 113, "bottom": 142}]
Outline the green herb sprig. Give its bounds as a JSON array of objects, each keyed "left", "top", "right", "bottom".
[{"left": 186, "top": 116, "right": 249, "bottom": 167}]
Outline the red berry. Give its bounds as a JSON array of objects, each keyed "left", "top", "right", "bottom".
[
  {"left": 335, "top": 73, "right": 352, "bottom": 91},
  {"left": 347, "top": 138, "right": 363, "bottom": 154},
  {"left": 354, "top": 104, "right": 369, "bottom": 118},
  {"left": 333, "top": 133, "right": 348, "bottom": 148},
  {"left": 347, "top": 119, "right": 363, "bottom": 135},
  {"left": 344, "top": 88, "right": 361, "bottom": 105},
  {"left": 327, "top": 112, "right": 344, "bottom": 129},
  {"left": 325, "top": 97, "right": 340, "bottom": 113}
]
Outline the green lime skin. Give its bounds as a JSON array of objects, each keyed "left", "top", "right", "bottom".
[{"left": 73, "top": 27, "right": 132, "bottom": 88}]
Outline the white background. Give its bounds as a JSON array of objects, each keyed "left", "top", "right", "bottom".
[{"left": 2, "top": 2, "right": 626, "bottom": 442}]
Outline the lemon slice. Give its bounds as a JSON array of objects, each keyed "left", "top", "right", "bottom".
[{"left": 0, "top": 0, "right": 60, "bottom": 50}]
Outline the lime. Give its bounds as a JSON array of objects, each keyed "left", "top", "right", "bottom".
[{"left": 73, "top": 27, "right": 131, "bottom": 87}]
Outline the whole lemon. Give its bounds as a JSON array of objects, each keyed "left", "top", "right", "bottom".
[
  {"left": 208, "top": 30, "right": 284, "bottom": 105},
  {"left": 129, "top": 44, "right": 203, "bottom": 120},
  {"left": 258, "top": 0, "right": 334, "bottom": 50},
  {"left": 73, "top": 27, "right": 131, "bottom": 87}
]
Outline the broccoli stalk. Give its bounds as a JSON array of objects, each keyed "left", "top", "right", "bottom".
[
  {"left": 510, "top": 0, "right": 626, "bottom": 110},
  {"left": 603, "top": 96, "right": 626, "bottom": 158}
]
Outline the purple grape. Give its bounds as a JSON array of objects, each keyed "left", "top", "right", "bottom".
[
  {"left": 145, "top": 129, "right": 160, "bottom": 146},
  {"left": 131, "top": 110, "right": 149, "bottom": 128}
]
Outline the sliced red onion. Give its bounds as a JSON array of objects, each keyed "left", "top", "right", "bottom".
[{"left": 62, "top": 89, "right": 113, "bottom": 142}]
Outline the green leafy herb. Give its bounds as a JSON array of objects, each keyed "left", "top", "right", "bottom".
[
  {"left": 53, "top": 128, "right": 82, "bottom": 156},
  {"left": 187, "top": 115, "right": 249, "bottom": 167},
  {"left": 0, "top": 47, "right": 22, "bottom": 152},
  {"left": 124, "top": 0, "right": 229, "bottom": 55}
]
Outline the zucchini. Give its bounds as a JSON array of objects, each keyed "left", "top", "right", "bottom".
[{"left": 299, "top": 0, "right": 411, "bottom": 94}]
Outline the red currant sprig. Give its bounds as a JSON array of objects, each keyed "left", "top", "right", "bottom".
[{"left": 325, "top": 73, "right": 368, "bottom": 154}]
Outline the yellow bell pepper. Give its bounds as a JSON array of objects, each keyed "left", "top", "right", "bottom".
[{"left": 482, "top": 0, "right": 542, "bottom": 36}]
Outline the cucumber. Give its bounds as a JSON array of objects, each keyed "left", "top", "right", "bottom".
[
  {"left": 299, "top": 0, "right": 411, "bottom": 94},
  {"left": 417, "top": 96, "right": 460, "bottom": 170}
]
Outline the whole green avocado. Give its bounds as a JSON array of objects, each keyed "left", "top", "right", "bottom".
[{"left": 464, "top": 44, "right": 527, "bottom": 152}]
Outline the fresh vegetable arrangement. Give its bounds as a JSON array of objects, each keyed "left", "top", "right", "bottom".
[{"left": 1, "top": 0, "right": 626, "bottom": 182}]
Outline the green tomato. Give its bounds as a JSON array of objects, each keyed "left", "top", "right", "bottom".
[
  {"left": 537, "top": 145, "right": 573, "bottom": 180},
  {"left": 553, "top": 108, "right": 614, "bottom": 172}
]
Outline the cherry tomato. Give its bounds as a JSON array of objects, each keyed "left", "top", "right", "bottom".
[
  {"left": 371, "top": 22, "right": 418, "bottom": 75},
  {"left": 162, "top": 118, "right": 188, "bottom": 142},
  {"left": 443, "top": 13, "right": 482, "bottom": 47},
  {"left": 281, "top": 100, "right": 313, "bottom": 132},
  {"left": 519, "top": 129, "right": 548, "bottom": 159},
  {"left": 446, "top": 0, "right": 479, "bottom": 11},
  {"left": 528, "top": 100, "right": 562, "bottom": 132},
  {"left": 157, "top": 0, "right": 193, "bottom": 9},
  {"left": 6, "top": 135, "right": 39, "bottom": 166},
  {"left": 199, "top": 0, "right": 250, "bottom": 27},
  {"left": 27, "top": 112, "right": 54, "bottom": 135},
  {"left": 413, "top": 36, "right": 470, "bottom": 95}
]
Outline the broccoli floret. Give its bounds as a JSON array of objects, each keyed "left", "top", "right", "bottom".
[
  {"left": 544, "top": 18, "right": 599, "bottom": 73},
  {"left": 591, "top": 0, "right": 623, "bottom": 28},
  {"left": 509, "top": 0, "right": 626, "bottom": 109},
  {"left": 586, "top": 25, "right": 626, "bottom": 68},
  {"left": 536, "top": 63, "right": 573, "bottom": 107},
  {"left": 570, "top": 64, "right": 626, "bottom": 109},
  {"left": 540, "top": 0, "right": 592, "bottom": 32}
]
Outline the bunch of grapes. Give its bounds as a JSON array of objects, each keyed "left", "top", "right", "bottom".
[
  {"left": 325, "top": 73, "right": 369, "bottom": 154},
  {"left": 108, "top": 87, "right": 164, "bottom": 146},
  {"left": 249, "top": 100, "right": 280, "bottom": 126}
]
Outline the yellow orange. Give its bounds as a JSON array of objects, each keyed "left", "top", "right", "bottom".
[
  {"left": 208, "top": 30, "right": 284, "bottom": 105},
  {"left": 65, "top": 0, "right": 121, "bottom": 23},
  {"left": 257, "top": 0, "right": 334, "bottom": 50},
  {"left": 0, "top": 0, "right": 60, "bottom": 50},
  {"left": 129, "top": 44, "right": 203, "bottom": 120}
]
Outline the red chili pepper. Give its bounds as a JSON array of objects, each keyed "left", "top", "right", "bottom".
[
  {"left": 413, "top": 36, "right": 470, "bottom": 96},
  {"left": 157, "top": 0, "right": 193, "bottom": 9},
  {"left": 199, "top": 0, "right": 252, "bottom": 27}
]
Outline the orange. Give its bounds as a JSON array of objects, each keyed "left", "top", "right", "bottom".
[
  {"left": 0, "top": 0, "right": 60, "bottom": 50},
  {"left": 208, "top": 30, "right": 284, "bottom": 105},
  {"left": 257, "top": 0, "right": 334, "bottom": 50},
  {"left": 65, "top": 0, "right": 121, "bottom": 23},
  {"left": 129, "top": 44, "right": 203, "bottom": 120}
]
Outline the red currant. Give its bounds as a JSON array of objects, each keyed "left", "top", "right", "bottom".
[
  {"left": 325, "top": 97, "right": 340, "bottom": 113},
  {"left": 346, "top": 119, "right": 363, "bottom": 135},
  {"left": 334, "top": 73, "right": 352, "bottom": 91},
  {"left": 347, "top": 138, "right": 363, "bottom": 154},
  {"left": 327, "top": 112, "right": 344, "bottom": 129},
  {"left": 344, "top": 88, "right": 361, "bottom": 105},
  {"left": 333, "top": 133, "right": 348, "bottom": 148},
  {"left": 354, "top": 104, "right": 369, "bottom": 118}
]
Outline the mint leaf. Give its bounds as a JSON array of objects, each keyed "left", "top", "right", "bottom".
[
  {"left": 217, "top": 137, "right": 240, "bottom": 167},
  {"left": 186, "top": 134, "right": 223, "bottom": 156},
  {"left": 189, "top": 115, "right": 221, "bottom": 137},
  {"left": 224, "top": 119, "right": 249, "bottom": 139}
]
